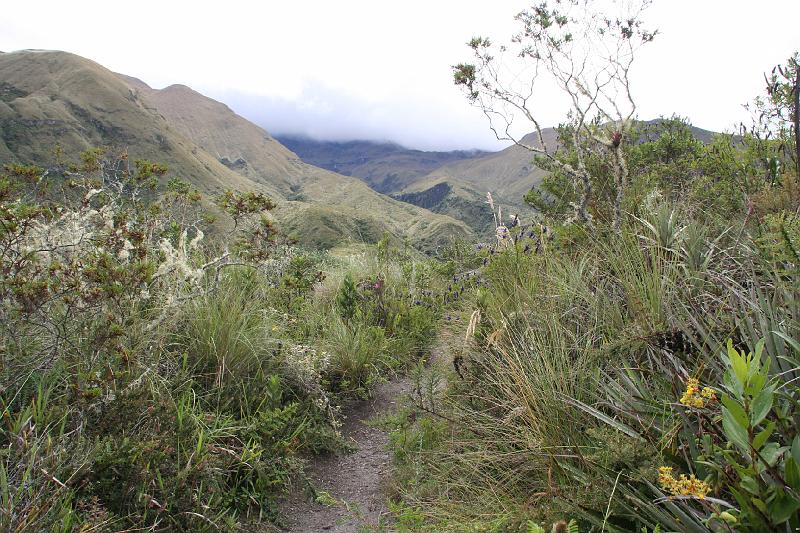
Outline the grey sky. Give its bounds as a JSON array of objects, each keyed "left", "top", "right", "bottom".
[{"left": 1, "top": 1, "right": 798, "bottom": 151}]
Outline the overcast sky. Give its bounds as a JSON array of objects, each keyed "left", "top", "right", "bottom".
[{"left": 1, "top": 1, "right": 798, "bottom": 151}]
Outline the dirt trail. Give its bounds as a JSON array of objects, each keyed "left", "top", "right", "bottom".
[{"left": 276, "top": 376, "right": 412, "bottom": 532}]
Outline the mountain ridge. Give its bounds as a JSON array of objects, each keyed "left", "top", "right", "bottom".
[
  {"left": 0, "top": 49, "right": 473, "bottom": 251},
  {"left": 275, "top": 135, "right": 490, "bottom": 194}
]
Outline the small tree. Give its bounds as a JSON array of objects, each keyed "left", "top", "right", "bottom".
[
  {"left": 336, "top": 273, "right": 359, "bottom": 326},
  {"left": 454, "top": 0, "right": 656, "bottom": 232},
  {"left": 745, "top": 52, "right": 800, "bottom": 180}
]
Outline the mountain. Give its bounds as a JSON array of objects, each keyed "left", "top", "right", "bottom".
[
  {"left": 0, "top": 50, "right": 473, "bottom": 252},
  {"left": 640, "top": 118, "right": 719, "bottom": 144},
  {"left": 128, "top": 80, "right": 473, "bottom": 250},
  {"left": 275, "top": 136, "right": 488, "bottom": 194},
  {"left": 275, "top": 131, "right": 559, "bottom": 235},
  {"left": 393, "top": 178, "right": 498, "bottom": 235},
  {"left": 0, "top": 50, "right": 265, "bottom": 196},
  {"left": 381, "top": 130, "right": 556, "bottom": 234},
  {"left": 272, "top": 132, "right": 552, "bottom": 237},
  {"left": 410, "top": 129, "right": 557, "bottom": 205},
  {"left": 389, "top": 121, "right": 721, "bottom": 234},
  {"left": 273, "top": 136, "right": 515, "bottom": 235},
  {"left": 128, "top": 81, "right": 301, "bottom": 197}
]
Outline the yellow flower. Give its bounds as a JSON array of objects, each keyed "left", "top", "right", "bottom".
[
  {"left": 657, "top": 467, "right": 711, "bottom": 499},
  {"left": 680, "top": 378, "right": 715, "bottom": 408},
  {"left": 678, "top": 474, "right": 711, "bottom": 499},
  {"left": 658, "top": 466, "right": 675, "bottom": 487}
]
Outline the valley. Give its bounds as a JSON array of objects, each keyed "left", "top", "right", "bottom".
[{"left": 2, "top": 3, "right": 799, "bottom": 530}]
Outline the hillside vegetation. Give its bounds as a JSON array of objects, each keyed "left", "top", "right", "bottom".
[
  {"left": 1, "top": 5, "right": 800, "bottom": 532},
  {"left": 0, "top": 151, "right": 453, "bottom": 531},
  {"left": 384, "top": 107, "right": 800, "bottom": 530},
  {"left": 275, "top": 136, "right": 488, "bottom": 194},
  {"left": 0, "top": 50, "right": 473, "bottom": 253},
  {"left": 382, "top": 8, "right": 800, "bottom": 525},
  {"left": 275, "top": 135, "right": 544, "bottom": 238}
]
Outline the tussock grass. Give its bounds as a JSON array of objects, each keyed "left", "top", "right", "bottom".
[
  {"left": 172, "top": 271, "right": 278, "bottom": 388},
  {"left": 387, "top": 198, "right": 800, "bottom": 531}
]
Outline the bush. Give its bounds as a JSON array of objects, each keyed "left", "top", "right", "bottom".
[
  {"left": 0, "top": 152, "right": 339, "bottom": 531},
  {"left": 387, "top": 196, "right": 800, "bottom": 531}
]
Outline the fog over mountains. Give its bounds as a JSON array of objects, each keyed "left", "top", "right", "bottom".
[
  {"left": 0, "top": 49, "right": 729, "bottom": 248},
  {"left": 0, "top": 50, "right": 475, "bottom": 251}
]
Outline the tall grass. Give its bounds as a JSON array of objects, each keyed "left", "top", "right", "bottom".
[
  {"left": 172, "top": 270, "right": 279, "bottom": 391},
  {"left": 388, "top": 200, "right": 800, "bottom": 531}
]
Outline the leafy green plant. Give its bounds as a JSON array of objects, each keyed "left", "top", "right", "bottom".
[
  {"left": 336, "top": 273, "right": 360, "bottom": 325},
  {"left": 701, "top": 340, "right": 800, "bottom": 530},
  {"left": 0, "top": 150, "right": 352, "bottom": 531}
]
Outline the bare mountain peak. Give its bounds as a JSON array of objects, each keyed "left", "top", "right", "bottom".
[{"left": 115, "top": 73, "right": 152, "bottom": 91}]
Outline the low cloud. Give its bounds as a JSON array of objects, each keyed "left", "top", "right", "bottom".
[{"left": 210, "top": 83, "right": 510, "bottom": 152}]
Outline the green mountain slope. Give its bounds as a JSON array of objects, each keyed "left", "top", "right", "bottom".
[
  {"left": 408, "top": 129, "right": 557, "bottom": 205},
  {"left": 131, "top": 81, "right": 302, "bottom": 196},
  {"left": 273, "top": 136, "right": 509, "bottom": 236},
  {"left": 275, "top": 135, "right": 488, "bottom": 194},
  {"left": 0, "top": 50, "right": 267, "bottom": 196},
  {"left": 0, "top": 50, "right": 472, "bottom": 252},
  {"left": 407, "top": 122, "right": 719, "bottom": 206},
  {"left": 392, "top": 121, "right": 720, "bottom": 234},
  {"left": 384, "top": 132, "right": 553, "bottom": 235},
  {"left": 128, "top": 79, "right": 474, "bottom": 251}
]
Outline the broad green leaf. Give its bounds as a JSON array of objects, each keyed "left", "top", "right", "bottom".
[
  {"left": 752, "top": 421, "right": 775, "bottom": 451},
  {"left": 729, "top": 460, "right": 754, "bottom": 479},
  {"left": 730, "top": 487, "right": 753, "bottom": 514},
  {"left": 768, "top": 493, "right": 800, "bottom": 524},
  {"left": 740, "top": 475, "right": 759, "bottom": 494},
  {"left": 722, "top": 405, "right": 750, "bottom": 452},
  {"left": 727, "top": 340, "right": 748, "bottom": 386},
  {"left": 759, "top": 442, "right": 785, "bottom": 467},
  {"left": 763, "top": 356, "right": 771, "bottom": 375},
  {"left": 723, "top": 370, "right": 743, "bottom": 398},
  {"left": 785, "top": 457, "right": 800, "bottom": 490},
  {"left": 747, "top": 371, "right": 767, "bottom": 396},
  {"left": 754, "top": 339, "right": 765, "bottom": 362},
  {"left": 722, "top": 394, "right": 748, "bottom": 429},
  {"left": 792, "top": 435, "right": 800, "bottom": 465},
  {"left": 750, "top": 387, "right": 774, "bottom": 426}
]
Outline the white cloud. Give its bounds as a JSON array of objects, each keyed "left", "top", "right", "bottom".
[{"left": 1, "top": 0, "right": 798, "bottom": 150}]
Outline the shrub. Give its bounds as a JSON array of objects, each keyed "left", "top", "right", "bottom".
[
  {"left": 0, "top": 151, "right": 339, "bottom": 531},
  {"left": 387, "top": 196, "right": 800, "bottom": 530}
]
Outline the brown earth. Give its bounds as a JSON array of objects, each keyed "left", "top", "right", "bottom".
[{"left": 276, "top": 376, "right": 412, "bottom": 532}]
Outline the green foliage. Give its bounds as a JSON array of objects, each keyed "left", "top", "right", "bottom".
[
  {"left": 216, "top": 190, "right": 280, "bottom": 262},
  {"left": 313, "top": 252, "right": 442, "bottom": 396},
  {"left": 326, "top": 317, "right": 390, "bottom": 394},
  {"left": 699, "top": 341, "right": 800, "bottom": 530},
  {"left": 279, "top": 254, "right": 324, "bottom": 313},
  {"left": 387, "top": 187, "right": 800, "bottom": 530},
  {"left": 525, "top": 117, "right": 758, "bottom": 226},
  {"left": 336, "top": 273, "right": 359, "bottom": 324},
  {"left": 746, "top": 52, "right": 800, "bottom": 177},
  {"left": 217, "top": 189, "right": 276, "bottom": 220},
  {"left": 759, "top": 211, "right": 800, "bottom": 269},
  {"left": 0, "top": 149, "right": 447, "bottom": 531}
]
